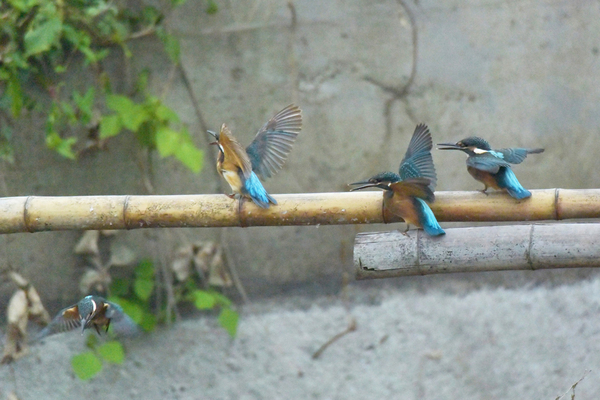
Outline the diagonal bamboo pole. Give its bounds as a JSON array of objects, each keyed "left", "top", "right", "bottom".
[
  {"left": 354, "top": 223, "right": 600, "bottom": 279},
  {"left": 0, "top": 189, "right": 598, "bottom": 234}
]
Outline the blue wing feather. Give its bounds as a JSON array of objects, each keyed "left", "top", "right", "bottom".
[
  {"left": 466, "top": 153, "right": 511, "bottom": 173},
  {"left": 495, "top": 167, "right": 531, "bottom": 199},
  {"left": 399, "top": 124, "right": 437, "bottom": 190},
  {"left": 246, "top": 105, "right": 302, "bottom": 179},
  {"left": 243, "top": 171, "right": 277, "bottom": 208},
  {"left": 497, "top": 148, "right": 544, "bottom": 164},
  {"left": 414, "top": 198, "right": 445, "bottom": 236}
]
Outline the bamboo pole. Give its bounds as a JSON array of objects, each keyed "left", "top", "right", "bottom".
[
  {"left": 355, "top": 223, "right": 600, "bottom": 279},
  {"left": 0, "top": 189, "right": 598, "bottom": 234}
]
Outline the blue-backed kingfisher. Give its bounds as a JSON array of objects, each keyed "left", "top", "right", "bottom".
[
  {"left": 36, "top": 295, "right": 138, "bottom": 340},
  {"left": 437, "top": 137, "right": 544, "bottom": 199},
  {"left": 349, "top": 124, "right": 445, "bottom": 236},
  {"left": 208, "top": 104, "right": 302, "bottom": 208}
]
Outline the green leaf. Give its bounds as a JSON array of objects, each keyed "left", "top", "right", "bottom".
[
  {"left": 6, "top": 72, "right": 23, "bottom": 117},
  {"left": 46, "top": 134, "right": 77, "bottom": 159},
  {"left": 155, "top": 104, "right": 180, "bottom": 124},
  {"left": 110, "top": 278, "right": 130, "bottom": 297},
  {"left": 25, "top": 17, "right": 63, "bottom": 56},
  {"left": 135, "top": 259, "right": 154, "bottom": 279},
  {"left": 122, "top": 104, "right": 149, "bottom": 132},
  {"left": 174, "top": 141, "right": 203, "bottom": 173},
  {"left": 140, "top": 312, "right": 157, "bottom": 332},
  {"left": 210, "top": 291, "right": 232, "bottom": 307},
  {"left": 97, "top": 341, "right": 125, "bottom": 364},
  {"left": 74, "top": 87, "right": 95, "bottom": 123},
  {"left": 171, "top": 0, "right": 187, "bottom": 6},
  {"left": 71, "top": 352, "right": 102, "bottom": 380},
  {"left": 99, "top": 114, "right": 122, "bottom": 138},
  {"left": 107, "top": 297, "right": 144, "bottom": 325},
  {"left": 218, "top": 308, "right": 239, "bottom": 337},
  {"left": 206, "top": 0, "right": 218, "bottom": 15},
  {"left": 85, "top": 333, "right": 99, "bottom": 350},
  {"left": 162, "top": 33, "right": 180, "bottom": 63},
  {"left": 134, "top": 278, "right": 154, "bottom": 301},
  {"left": 106, "top": 94, "right": 135, "bottom": 114},
  {"left": 155, "top": 126, "right": 180, "bottom": 157},
  {"left": 193, "top": 290, "right": 216, "bottom": 310}
]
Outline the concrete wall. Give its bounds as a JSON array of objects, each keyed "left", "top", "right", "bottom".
[{"left": 1, "top": 0, "right": 599, "bottom": 305}]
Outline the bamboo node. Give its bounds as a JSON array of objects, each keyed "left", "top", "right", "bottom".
[
  {"left": 123, "top": 195, "right": 131, "bottom": 229},
  {"left": 23, "top": 196, "right": 34, "bottom": 233}
]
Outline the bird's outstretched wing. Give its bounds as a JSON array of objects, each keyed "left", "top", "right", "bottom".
[
  {"left": 246, "top": 104, "right": 302, "bottom": 179},
  {"left": 35, "top": 304, "right": 80, "bottom": 340},
  {"left": 389, "top": 177, "right": 435, "bottom": 202},
  {"left": 495, "top": 147, "right": 544, "bottom": 164},
  {"left": 399, "top": 124, "right": 437, "bottom": 190},
  {"left": 466, "top": 153, "right": 511, "bottom": 173},
  {"left": 105, "top": 301, "right": 140, "bottom": 337}
]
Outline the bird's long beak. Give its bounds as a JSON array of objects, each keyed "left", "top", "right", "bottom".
[
  {"left": 81, "top": 317, "right": 89, "bottom": 335},
  {"left": 349, "top": 181, "right": 387, "bottom": 191},
  {"left": 207, "top": 130, "right": 218, "bottom": 145},
  {"left": 436, "top": 143, "right": 463, "bottom": 150}
]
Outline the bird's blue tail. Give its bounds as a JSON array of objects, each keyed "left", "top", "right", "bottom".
[
  {"left": 415, "top": 198, "right": 445, "bottom": 236},
  {"left": 243, "top": 172, "right": 277, "bottom": 208},
  {"left": 496, "top": 167, "right": 531, "bottom": 199}
]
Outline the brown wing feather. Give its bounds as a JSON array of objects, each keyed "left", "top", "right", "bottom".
[
  {"left": 219, "top": 124, "right": 252, "bottom": 179},
  {"left": 35, "top": 305, "right": 81, "bottom": 340},
  {"left": 389, "top": 178, "right": 435, "bottom": 202}
]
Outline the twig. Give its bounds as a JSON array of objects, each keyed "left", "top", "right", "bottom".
[
  {"left": 555, "top": 370, "right": 591, "bottom": 400},
  {"left": 312, "top": 317, "right": 357, "bottom": 359},
  {"left": 220, "top": 228, "right": 249, "bottom": 304}
]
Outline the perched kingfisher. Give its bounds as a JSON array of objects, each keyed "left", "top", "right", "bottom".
[
  {"left": 437, "top": 137, "right": 544, "bottom": 199},
  {"left": 349, "top": 124, "right": 445, "bottom": 236},
  {"left": 208, "top": 104, "right": 302, "bottom": 208},
  {"left": 36, "top": 295, "right": 138, "bottom": 340}
]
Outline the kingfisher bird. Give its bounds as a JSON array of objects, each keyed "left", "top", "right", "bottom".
[
  {"left": 36, "top": 295, "right": 138, "bottom": 340},
  {"left": 208, "top": 104, "right": 302, "bottom": 208},
  {"left": 437, "top": 137, "right": 544, "bottom": 199},
  {"left": 349, "top": 124, "right": 445, "bottom": 236}
]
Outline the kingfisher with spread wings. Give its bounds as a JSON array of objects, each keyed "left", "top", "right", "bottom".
[
  {"left": 208, "top": 105, "right": 302, "bottom": 208},
  {"left": 36, "top": 295, "right": 138, "bottom": 340},
  {"left": 350, "top": 124, "right": 445, "bottom": 236}
]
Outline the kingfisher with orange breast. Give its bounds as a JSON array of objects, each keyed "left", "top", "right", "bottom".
[
  {"left": 208, "top": 105, "right": 302, "bottom": 208},
  {"left": 36, "top": 295, "right": 139, "bottom": 340},
  {"left": 349, "top": 124, "right": 445, "bottom": 236},
  {"left": 437, "top": 137, "right": 544, "bottom": 199}
]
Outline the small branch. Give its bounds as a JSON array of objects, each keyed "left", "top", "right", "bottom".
[
  {"left": 312, "top": 317, "right": 357, "bottom": 359},
  {"left": 555, "top": 370, "right": 591, "bottom": 400}
]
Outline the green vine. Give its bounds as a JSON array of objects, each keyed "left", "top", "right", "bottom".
[{"left": 0, "top": 0, "right": 203, "bottom": 171}]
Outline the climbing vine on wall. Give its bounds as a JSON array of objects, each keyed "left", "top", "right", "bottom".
[{"left": 0, "top": 0, "right": 203, "bottom": 172}]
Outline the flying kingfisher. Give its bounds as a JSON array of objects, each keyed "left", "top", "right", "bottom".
[
  {"left": 437, "top": 137, "right": 544, "bottom": 199},
  {"left": 349, "top": 124, "right": 445, "bottom": 236},
  {"left": 36, "top": 295, "right": 138, "bottom": 340},
  {"left": 208, "top": 104, "right": 302, "bottom": 208}
]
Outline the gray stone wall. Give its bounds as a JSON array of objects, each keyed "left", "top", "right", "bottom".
[{"left": 1, "top": 0, "right": 599, "bottom": 306}]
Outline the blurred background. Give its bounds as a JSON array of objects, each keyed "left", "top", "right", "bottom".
[{"left": 1, "top": 0, "right": 599, "bottom": 398}]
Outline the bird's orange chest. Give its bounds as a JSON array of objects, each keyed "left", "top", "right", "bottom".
[
  {"left": 467, "top": 166, "right": 501, "bottom": 189},
  {"left": 384, "top": 192, "right": 421, "bottom": 228},
  {"left": 217, "top": 155, "right": 244, "bottom": 193}
]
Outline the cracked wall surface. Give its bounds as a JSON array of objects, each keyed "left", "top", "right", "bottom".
[{"left": 1, "top": 0, "right": 599, "bottom": 304}]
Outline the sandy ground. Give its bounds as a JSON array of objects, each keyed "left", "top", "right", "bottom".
[{"left": 1, "top": 277, "right": 600, "bottom": 400}]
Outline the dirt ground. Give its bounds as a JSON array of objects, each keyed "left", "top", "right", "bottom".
[{"left": 1, "top": 276, "right": 599, "bottom": 400}]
